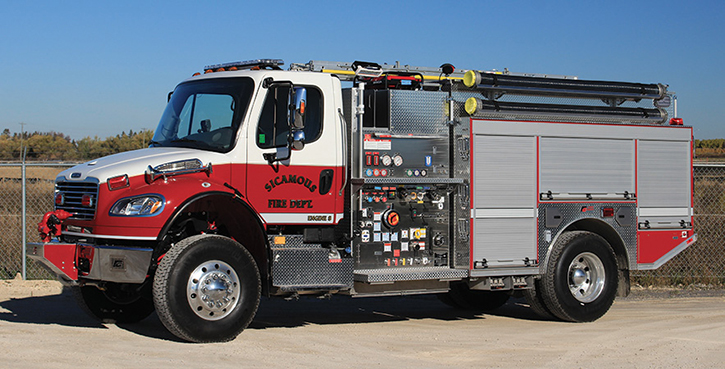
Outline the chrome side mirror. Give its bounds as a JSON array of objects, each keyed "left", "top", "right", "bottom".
[
  {"left": 291, "top": 130, "right": 305, "bottom": 151},
  {"left": 292, "top": 87, "right": 306, "bottom": 129}
]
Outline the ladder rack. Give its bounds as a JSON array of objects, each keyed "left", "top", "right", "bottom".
[{"left": 289, "top": 60, "right": 577, "bottom": 82}]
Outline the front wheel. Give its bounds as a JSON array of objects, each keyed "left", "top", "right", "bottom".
[
  {"left": 153, "top": 234, "right": 261, "bottom": 342},
  {"left": 541, "top": 231, "right": 618, "bottom": 322}
]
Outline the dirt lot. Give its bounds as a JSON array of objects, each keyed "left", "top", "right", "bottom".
[{"left": 1, "top": 278, "right": 724, "bottom": 369}]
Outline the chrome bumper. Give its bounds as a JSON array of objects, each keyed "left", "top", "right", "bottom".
[{"left": 26, "top": 242, "right": 153, "bottom": 284}]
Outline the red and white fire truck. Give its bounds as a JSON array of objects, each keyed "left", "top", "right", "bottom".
[{"left": 28, "top": 59, "right": 696, "bottom": 342}]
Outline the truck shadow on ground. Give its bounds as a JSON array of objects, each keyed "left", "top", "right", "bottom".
[
  {"left": 0, "top": 292, "right": 543, "bottom": 341},
  {"left": 248, "top": 294, "right": 543, "bottom": 329},
  {"left": 0, "top": 292, "right": 104, "bottom": 329}
]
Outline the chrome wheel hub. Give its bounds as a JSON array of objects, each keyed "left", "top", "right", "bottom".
[
  {"left": 568, "top": 252, "right": 605, "bottom": 303},
  {"left": 187, "top": 260, "right": 240, "bottom": 320}
]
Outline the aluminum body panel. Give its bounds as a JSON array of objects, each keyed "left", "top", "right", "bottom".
[
  {"left": 451, "top": 95, "right": 471, "bottom": 268},
  {"left": 538, "top": 202, "right": 637, "bottom": 269},
  {"left": 471, "top": 119, "right": 693, "bottom": 141},
  {"left": 387, "top": 90, "right": 449, "bottom": 135},
  {"left": 86, "top": 245, "right": 153, "bottom": 283},
  {"left": 353, "top": 266, "right": 467, "bottom": 283},
  {"left": 270, "top": 235, "right": 353, "bottom": 289}
]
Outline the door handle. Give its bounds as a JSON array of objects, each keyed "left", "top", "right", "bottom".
[{"left": 319, "top": 169, "right": 334, "bottom": 195}]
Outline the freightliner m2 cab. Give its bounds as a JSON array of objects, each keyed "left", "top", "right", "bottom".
[{"left": 29, "top": 59, "right": 696, "bottom": 342}]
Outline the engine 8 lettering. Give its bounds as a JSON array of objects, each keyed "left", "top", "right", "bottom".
[{"left": 308, "top": 215, "right": 331, "bottom": 221}]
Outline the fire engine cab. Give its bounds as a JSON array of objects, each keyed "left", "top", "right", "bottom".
[{"left": 28, "top": 59, "right": 696, "bottom": 342}]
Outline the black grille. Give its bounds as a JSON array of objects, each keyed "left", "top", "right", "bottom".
[{"left": 56, "top": 181, "right": 99, "bottom": 220}]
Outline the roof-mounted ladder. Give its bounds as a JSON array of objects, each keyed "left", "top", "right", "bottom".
[{"left": 289, "top": 60, "right": 578, "bottom": 83}]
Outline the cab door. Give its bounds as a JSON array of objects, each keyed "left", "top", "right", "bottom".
[{"left": 244, "top": 75, "right": 345, "bottom": 226}]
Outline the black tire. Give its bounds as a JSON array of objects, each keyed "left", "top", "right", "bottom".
[
  {"left": 153, "top": 234, "right": 261, "bottom": 343},
  {"left": 541, "top": 231, "right": 618, "bottom": 322},
  {"left": 523, "top": 279, "right": 556, "bottom": 320},
  {"left": 73, "top": 282, "right": 155, "bottom": 324},
  {"left": 438, "top": 282, "right": 510, "bottom": 311}
]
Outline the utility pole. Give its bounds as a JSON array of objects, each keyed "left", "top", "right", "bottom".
[
  {"left": 19, "top": 122, "right": 27, "bottom": 279},
  {"left": 19, "top": 122, "right": 26, "bottom": 159}
]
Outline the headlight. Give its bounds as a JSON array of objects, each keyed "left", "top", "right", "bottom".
[{"left": 109, "top": 195, "right": 165, "bottom": 216}]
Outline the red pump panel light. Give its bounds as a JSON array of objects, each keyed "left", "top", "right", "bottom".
[
  {"left": 107, "top": 174, "right": 129, "bottom": 191},
  {"left": 669, "top": 118, "right": 684, "bottom": 125}
]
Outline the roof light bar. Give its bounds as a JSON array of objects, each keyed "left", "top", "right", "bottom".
[{"left": 204, "top": 59, "right": 284, "bottom": 71}]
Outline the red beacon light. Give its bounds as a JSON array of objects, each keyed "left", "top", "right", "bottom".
[{"left": 669, "top": 118, "right": 684, "bottom": 125}]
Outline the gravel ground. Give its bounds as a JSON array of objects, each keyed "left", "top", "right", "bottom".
[{"left": 1, "top": 278, "right": 723, "bottom": 368}]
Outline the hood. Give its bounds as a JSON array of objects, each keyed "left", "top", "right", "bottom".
[{"left": 57, "top": 147, "right": 230, "bottom": 183}]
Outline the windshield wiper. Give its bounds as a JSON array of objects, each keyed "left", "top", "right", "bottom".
[
  {"left": 171, "top": 137, "right": 200, "bottom": 143},
  {"left": 148, "top": 140, "right": 162, "bottom": 146}
]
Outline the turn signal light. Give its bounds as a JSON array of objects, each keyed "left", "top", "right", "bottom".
[
  {"left": 107, "top": 175, "right": 130, "bottom": 191},
  {"left": 669, "top": 118, "right": 684, "bottom": 125}
]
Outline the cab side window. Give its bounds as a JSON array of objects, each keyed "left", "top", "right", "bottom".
[{"left": 257, "top": 86, "right": 322, "bottom": 148}]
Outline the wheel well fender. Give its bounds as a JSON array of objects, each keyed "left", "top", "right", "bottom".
[
  {"left": 546, "top": 218, "right": 631, "bottom": 297},
  {"left": 158, "top": 191, "right": 270, "bottom": 291}
]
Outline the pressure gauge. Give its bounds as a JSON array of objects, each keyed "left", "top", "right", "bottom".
[
  {"left": 393, "top": 154, "right": 403, "bottom": 167},
  {"left": 381, "top": 154, "right": 392, "bottom": 166}
]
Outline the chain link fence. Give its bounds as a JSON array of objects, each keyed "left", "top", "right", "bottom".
[
  {"left": 631, "top": 163, "right": 725, "bottom": 285},
  {"left": 1, "top": 162, "right": 723, "bottom": 285},
  {"left": 0, "top": 163, "right": 78, "bottom": 279}
]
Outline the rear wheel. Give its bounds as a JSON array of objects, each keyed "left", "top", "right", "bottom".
[
  {"left": 73, "top": 282, "right": 155, "bottom": 323},
  {"left": 153, "top": 234, "right": 261, "bottom": 343},
  {"left": 541, "top": 231, "right": 618, "bottom": 322},
  {"left": 523, "top": 279, "right": 555, "bottom": 320},
  {"left": 438, "top": 282, "right": 510, "bottom": 311}
]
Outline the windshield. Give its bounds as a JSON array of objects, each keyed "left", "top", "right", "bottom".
[{"left": 151, "top": 77, "right": 254, "bottom": 152}]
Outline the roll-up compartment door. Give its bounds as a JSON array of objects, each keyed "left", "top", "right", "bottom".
[
  {"left": 638, "top": 140, "right": 692, "bottom": 228},
  {"left": 472, "top": 134, "right": 536, "bottom": 267},
  {"left": 539, "top": 137, "right": 635, "bottom": 199}
]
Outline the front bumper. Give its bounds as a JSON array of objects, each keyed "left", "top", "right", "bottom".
[{"left": 26, "top": 242, "right": 153, "bottom": 284}]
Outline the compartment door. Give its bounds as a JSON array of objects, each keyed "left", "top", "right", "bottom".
[
  {"left": 637, "top": 140, "right": 693, "bottom": 228},
  {"left": 471, "top": 134, "right": 537, "bottom": 268}
]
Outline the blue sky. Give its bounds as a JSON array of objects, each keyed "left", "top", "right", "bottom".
[{"left": 1, "top": 1, "right": 724, "bottom": 139}]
